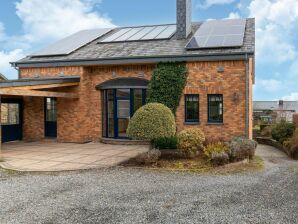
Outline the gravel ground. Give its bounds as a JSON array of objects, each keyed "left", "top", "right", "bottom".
[{"left": 0, "top": 145, "right": 297, "bottom": 224}]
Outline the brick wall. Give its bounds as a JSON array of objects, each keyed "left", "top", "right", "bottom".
[
  {"left": 20, "top": 66, "right": 83, "bottom": 78},
  {"left": 23, "top": 97, "right": 44, "bottom": 141},
  {"left": 19, "top": 60, "right": 251, "bottom": 143},
  {"left": 293, "top": 114, "right": 298, "bottom": 127},
  {"left": 176, "top": 61, "right": 247, "bottom": 141}
]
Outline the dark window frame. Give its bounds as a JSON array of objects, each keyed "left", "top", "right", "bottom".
[
  {"left": 208, "top": 94, "right": 223, "bottom": 124},
  {"left": 184, "top": 94, "right": 200, "bottom": 123}
]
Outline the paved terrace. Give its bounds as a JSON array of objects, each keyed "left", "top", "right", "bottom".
[{"left": 0, "top": 142, "right": 149, "bottom": 172}]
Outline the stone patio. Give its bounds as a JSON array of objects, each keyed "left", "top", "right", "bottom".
[{"left": 0, "top": 141, "right": 149, "bottom": 172}]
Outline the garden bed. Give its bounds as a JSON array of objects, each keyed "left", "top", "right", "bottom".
[{"left": 121, "top": 152, "right": 264, "bottom": 175}]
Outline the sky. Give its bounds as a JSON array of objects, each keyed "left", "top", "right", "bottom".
[{"left": 0, "top": 0, "right": 297, "bottom": 101}]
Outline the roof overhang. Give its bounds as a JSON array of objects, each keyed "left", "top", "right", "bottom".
[
  {"left": 11, "top": 52, "right": 254, "bottom": 68},
  {"left": 96, "top": 77, "right": 149, "bottom": 90},
  {"left": 0, "top": 76, "right": 80, "bottom": 98}
]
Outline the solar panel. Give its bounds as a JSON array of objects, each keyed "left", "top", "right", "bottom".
[
  {"left": 155, "top": 25, "right": 176, "bottom": 39},
  {"left": 186, "top": 19, "right": 246, "bottom": 49},
  {"left": 31, "top": 28, "right": 112, "bottom": 56},
  {"left": 114, "top": 27, "right": 144, "bottom": 42},
  {"left": 100, "top": 25, "right": 176, "bottom": 43},
  {"left": 128, "top": 26, "right": 155, "bottom": 40},
  {"left": 101, "top": 28, "right": 132, "bottom": 42}
]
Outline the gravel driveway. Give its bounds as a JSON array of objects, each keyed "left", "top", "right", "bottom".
[{"left": 0, "top": 145, "right": 297, "bottom": 224}]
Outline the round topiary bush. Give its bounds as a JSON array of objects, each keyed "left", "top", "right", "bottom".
[
  {"left": 127, "top": 103, "right": 176, "bottom": 140},
  {"left": 177, "top": 128, "right": 205, "bottom": 157}
]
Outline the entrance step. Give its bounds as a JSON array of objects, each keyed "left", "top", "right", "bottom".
[{"left": 100, "top": 138, "right": 150, "bottom": 145}]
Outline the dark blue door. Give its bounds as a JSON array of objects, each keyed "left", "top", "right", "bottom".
[
  {"left": 44, "top": 98, "right": 57, "bottom": 138},
  {"left": 1, "top": 98, "right": 23, "bottom": 143}
]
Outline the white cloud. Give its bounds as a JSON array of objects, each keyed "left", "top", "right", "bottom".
[
  {"left": 15, "top": 0, "right": 115, "bottom": 44},
  {"left": 248, "top": 0, "right": 298, "bottom": 64},
  {"left": 282, "top": 92, "right": 298, "bottom": 101},
  {"left": 0, "top": 0, "right": 115, "bottom": 79},
  {"left": 226, "top": 12, "right": 240, "bottom": 19},
  {"left": 255, "top": 79, "right": 282, "bottom": 92},
  {"left": 197, "top": 0, "right": 235, "bottom": 9},
  {"left": 0, "top": 49, "right": 25, "bottom": 79},
  {"left": 0, "top": 22, "right": 7, "bottom": 41}
]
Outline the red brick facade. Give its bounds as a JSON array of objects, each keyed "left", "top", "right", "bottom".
[{"left": 20, "top": 60, "right": 253, "bottom": 143}]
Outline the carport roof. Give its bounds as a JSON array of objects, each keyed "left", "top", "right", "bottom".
[{"left": 0, "top": 76, "right": 80, "bottom": 88}]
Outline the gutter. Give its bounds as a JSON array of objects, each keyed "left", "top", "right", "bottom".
[{"left": 11, "top": 52, "right": 254, "bottom": 68}]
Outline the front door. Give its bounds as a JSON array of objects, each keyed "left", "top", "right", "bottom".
[
  {"left": 44, "top": 97, "right": 57, "bottom": 138},
  {"left": 1, "top": 99, "right": 22, "bottom": 143}
]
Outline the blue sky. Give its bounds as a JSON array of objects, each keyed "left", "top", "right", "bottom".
[{"left": 0, "top": 0, "right": 297, "bottom": 101}]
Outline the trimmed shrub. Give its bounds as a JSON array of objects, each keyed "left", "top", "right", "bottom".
[
  {"left": 127, "top": 103, "right": 176, "bottom": 140},
  {"left": 271, "top": 120, "right": 296, "bottom": 144},
  {"left": 204, "top": 142, "right": 229, "bottom": 159},
  {"left": 146, "top": 62, "right": 187, "bottom": 113},
  {"left": 211, "top": 153, "right": 230, "bottom": 166},
  {"left": 230, "top": 137, "right": 258, "bottom": 161},
  {"left": 177, "top": 128, "right": 205, "bottom": 157},
  {"left": 204, "top": 142, "right": 230, "bottom": 166},
  {"left": 204, "top": 137, "right": 225, "bottom": 146},
  {"left": 152, "top": 136, "right": 178, "bottom": 149},
  {"left": 136, "top": 149, "right": 161, "bottom": 164}
]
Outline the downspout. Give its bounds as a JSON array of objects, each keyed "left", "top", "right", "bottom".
[{"left": 245, "top": 53, "right": 249, "bottom": 138}]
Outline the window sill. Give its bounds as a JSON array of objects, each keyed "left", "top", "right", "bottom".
[
  {"left": 207, "top": 122, "right": 224, "bottom": 125},
  {"left": 184, "top": 122, "right": 200, "bottom": 125}
]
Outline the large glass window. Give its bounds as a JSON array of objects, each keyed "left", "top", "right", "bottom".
[
  {"left": 185, "top": 95, "right": 199, "bottom": 123},
  {"left": 1, "top": 103, "right": 19, "bottom": 125},
  {"left": 208, "top": 94, "right": 223, "bottom": 123},
  {"left": 107, "top": 89, "right": 115, "bottom": 137},
  {"left": 45, "top": 98, "right": 57, "bottom": 122},
  {"left": 133, "top": 89, "right": 144, "bottom": 113}
]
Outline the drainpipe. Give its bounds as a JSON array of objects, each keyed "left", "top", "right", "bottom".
[{"left": 245, "top": 53, "right": 249, "bottom": 138}]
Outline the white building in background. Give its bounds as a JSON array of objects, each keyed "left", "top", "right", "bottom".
[{"left": 253, "top": 100, "right": 298, "bottom": 123}]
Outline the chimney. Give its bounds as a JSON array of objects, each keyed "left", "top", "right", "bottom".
[{"left": 176, "top": 0, "right": 192, "bottom": 40}]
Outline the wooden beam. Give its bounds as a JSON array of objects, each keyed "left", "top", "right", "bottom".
[
  {"left": 0, "top": 89, "right": 78, "bottom": 98},
  {"left": 2, "top": 82, "right": 79, "bottom": 90}
]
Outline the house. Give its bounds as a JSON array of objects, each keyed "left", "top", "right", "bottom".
[
  {"left": 0, "top": 0, "right": 255, "bottom": 144},
  {"left": 253, "top": 100, "right": 298, "bottom": 124}
]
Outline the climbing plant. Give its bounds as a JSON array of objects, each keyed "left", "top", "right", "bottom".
[{"left": 146, "top": 62, "right": 188, "bottom": 114}]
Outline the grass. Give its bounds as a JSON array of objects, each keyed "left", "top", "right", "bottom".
[
  {"left": 122, "top": 153, "right": 264, "bottom": 175},
  {"left": 289, "top": 167, "right": 298, "bottom": 173}
]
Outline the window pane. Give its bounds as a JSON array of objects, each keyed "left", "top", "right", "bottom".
[
  {"left": 107, "top": 89, "right": 114, "bottom": 137},
  {"left": 185, "top": 95, "right": 199, "bottom": 122},
  {"left": 102, "top": 90, "right": 107, "bottom": 137},
  {"left": 208, "top": 95, "right": 223, "bottom": 123},
  {"left": 117, "top": 100, "right": 130, "bottom": 118},
  {"left": 116, "top": 89, "right": 130, "bottom": 98},
  {"left": 1, "top": 103, "right": 19, "bottom": 125},
  {"left": 134, "top": 89, "right": 143, "bottom": 113},
  {"left": 46, "top": 98, "right": 57, "bottom": 122}
]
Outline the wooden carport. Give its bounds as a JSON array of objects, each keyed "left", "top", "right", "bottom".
[{"left": 0, "top": 76, "right": 80, "bottom": 152}]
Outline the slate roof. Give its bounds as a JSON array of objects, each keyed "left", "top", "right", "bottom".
[
  {"left": 14, "top": 18, "right": 255, "bottom": 67},
  {"left": 253, "top": 101, "right": 298, "bottom": 112}
]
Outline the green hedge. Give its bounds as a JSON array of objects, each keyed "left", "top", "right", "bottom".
[{"left": 146, "top": 62, "right": 187, "bottom": 113}]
